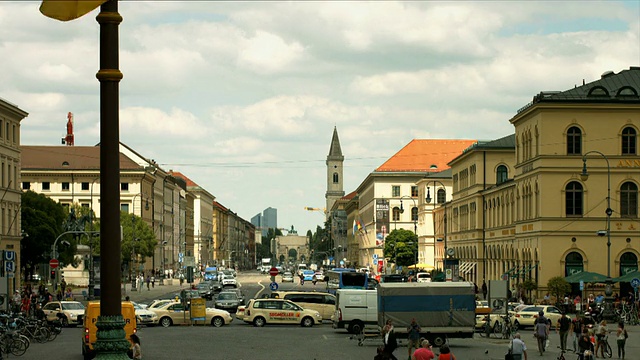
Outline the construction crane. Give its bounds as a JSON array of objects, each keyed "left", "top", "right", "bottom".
[{"left": 304, "top": 206, "right": 326, "bottom": 214}]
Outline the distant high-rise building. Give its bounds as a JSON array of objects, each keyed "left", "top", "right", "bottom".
[
  {"left": 251, "top": 213, "right": 262, "bottom": 228},
  {"left": 263, "top": 207, "right": 277, "bottom": 233}
]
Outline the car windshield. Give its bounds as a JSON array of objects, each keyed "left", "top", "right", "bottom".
[
  {"left": 283, "top": 272, "right": 292, "bottom": 277},
  {"left": 196, "top": 284, "right": 208, "bottom": 289},
  {"left": 303, "top": 270, "right": 314, "bottom": 275},
  {"left": 218, "top": 293, "right": 237, "bottom": 300},
  {"left": 223, "top": 270, "right": 233, "bottom": 276},
  {"left": 62, "top": 302, "right": 84, "bottom": 310}
]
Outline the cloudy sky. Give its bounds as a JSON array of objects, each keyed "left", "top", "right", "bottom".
[{"left": 2, "top": 1, "right": 640, "bottom": 234}]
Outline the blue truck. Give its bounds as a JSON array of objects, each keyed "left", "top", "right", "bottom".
[{"left": 377, "top": 282, "right": 476, "bottom": 347}]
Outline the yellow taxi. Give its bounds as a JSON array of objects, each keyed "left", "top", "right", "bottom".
[
  {"left": 150, "top": 301, "right": 233, "bottom": 327},
  {"left": 271, "top": 291, "right": 336, "bottom": 322},
  {"left": 242, "top": 298, "right": 322, "bottom": 327}
]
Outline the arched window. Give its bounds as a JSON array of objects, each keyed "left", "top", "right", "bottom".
[
  {"left": 567, "top": 126, "right": 582, "bottom": 155},
  {"left": 392, "top": 207, "right": 400, "bottom": 221},
  {"left": 565, "top": 252, "right": 584, "bottom": 276},
  {"left": 622, "top": 127, "right": 637, "bottom": 155},
  {"left": 565, "top": 181, "right": 583, "bottom": 216},
  {"left": 332, "top": 172, "right": 339, "bottom": 183},
  {"left": 496, "top": 165, "right": 508, "bottom": 185},
  {"left": 436, "top": 189, "right": 446, "bottom": 204},
  {"left": 411, "top": 207, "right": 418, "bottom": 221},
  {"left": 621, "top": 182, "right": 638, "bottom": 217},
  {"left": 620, "top": 252, "right": 638, "bottom": 275}
]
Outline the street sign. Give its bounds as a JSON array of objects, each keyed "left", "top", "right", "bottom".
[
  {"left": 269, "top": 282, "right": 278, "bottom": 291},
  {"left": 49, "top": 259, "right": 60, "bottom": 269},
  {"left": 373, "top": 254, "right": 378, "bottom": 262},
  {"left": 3, "top": 251, "right": 15, "bottom": 261},
  {"left": 50, "top": 250, "right": 59, "bottom": 259},
  {"left": 269, "top": 267, "right": 279, "bottom": 277},
  {"left": 4, "top": 261, "right": 14, "bottom": 273},
  {"left": 580, "top": 280, "right": 584, "bottom": 291},
  {"left": 631, "top": 278, "right": 640, "bottom": 288}
]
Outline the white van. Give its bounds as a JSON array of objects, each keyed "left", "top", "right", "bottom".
[
  {"left": 332, "top": 289, "right": 377, "bottom": 334},
  {"left": 416, "top": 272, "right": 431, "bottom": 283},
  {"left": 296, "top": 264, "right": 308, "bottom": 276}
]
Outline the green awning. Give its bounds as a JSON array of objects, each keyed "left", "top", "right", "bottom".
[
  {"left": 612, "top": 270, "right": 640, "bottom": 283},
  {"left": 564, "top": 271, "right": 609, "bottom": 284}
]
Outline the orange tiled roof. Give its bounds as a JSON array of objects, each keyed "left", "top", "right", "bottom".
[
  {"left": 376, "top": 139, "right": 477, "bottom": 172},
  {"left": 213, "top": 201, "right": 228, "bottom": 212},
  {"left": 169, "top": 171, "right": 198, "bottom": 187},
  {"left": 342, "top": 191, "right": 357, "bottom": 200}
]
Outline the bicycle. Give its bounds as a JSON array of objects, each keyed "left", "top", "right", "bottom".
[
  {"left": 500, "top": 314, "right": 515, "bottom": 339},
  {"left": 595, "top": 334, "right": 612, "bottom": 358},
  {"left": 0, "top": 329, "right": 28, "bottom": 357}
]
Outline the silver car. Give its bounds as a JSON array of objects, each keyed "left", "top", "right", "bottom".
[{"left": 214, "top": 291, "right": 240, "bottom": 312}]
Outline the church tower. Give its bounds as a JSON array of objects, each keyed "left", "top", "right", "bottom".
[{"left": 325, "top": 127, "right": 345, "bottom": 219}]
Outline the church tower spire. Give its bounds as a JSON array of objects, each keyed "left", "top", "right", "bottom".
[{"left": 326, "top": 126, "right": 345, "bottom": 218}]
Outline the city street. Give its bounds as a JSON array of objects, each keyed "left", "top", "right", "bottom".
[{"left": 19, "top": 272, "right": 640, "bottom": 359}]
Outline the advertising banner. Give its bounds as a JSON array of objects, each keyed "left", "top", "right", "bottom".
[
  {"left": 375, "top": 199, "right": 389, "bottom": 247},
  {"left": 190, "top": 297, "right": 206, "bottom": 321}
]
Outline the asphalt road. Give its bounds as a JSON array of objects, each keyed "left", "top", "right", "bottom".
[{"left": 17, "top": 272, "right": 640, "bottom": 359}]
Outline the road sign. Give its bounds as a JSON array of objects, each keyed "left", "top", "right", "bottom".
[
  {"left": 3, "top": 251, "right": 15, "bottom": 261},
  {"left": 373, "top": 254, "right": 378, "bottom": 261},
  {"left": 50, "top": 250, "right": 59, "bottom": 259},
  {"left": 4, "top": 261, "right": 14, "bottom": 273},
  {"left": 270, "top": 282, "right": 278, "bottom": 291},
  {"left": 631, "top": 278, "right": 640, "bottom": 288},
  {"left": 49, "top": 259, "right": 60, "bottom": 269},
  {"left": 269, "top": 267, "right": 279, "bottom": 277},
  {"left": 580, "top": 280, "right": 584, "bottom": 291}
]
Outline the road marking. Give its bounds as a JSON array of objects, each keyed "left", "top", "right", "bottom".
[
  {"left": 323, "top": 335, "right": 328, "bottom": 340},
  {"left": 254, "top": 281, "right": 266, "bottom": 298}
]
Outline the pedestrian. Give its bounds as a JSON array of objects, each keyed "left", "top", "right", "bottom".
[
  {"left": 407, "top": 318, "right": 422, "bottom": 359},
  {"left": 65, "top": 287, "right": 73, "bottom": 300},
  {"left": 595, "top": 320, "right": 608, "bottom": 358},
  {"left": 151, "top": 275, "right": 155, "bottom": 288},
  {"left": 615, "top": 321, "right": 627, "bottom": 359},
  {"left": 11, "top": 290, "right": 21, "bottom": 313},
  {"left": 130, "top": 333, "right": 142, "bottom": 360},
  {"left": 508, "top": 332, "right": 528, "bottom": 360},
  {"left": 146, "top": 275, "right": 150, "bottom": 291},
  {"left": 578, "top": 332, "right": 594, "bottom": 360},
  {"left": 437, "top": 344, "right": 456, "bottom": 360},
  {"left": 556, "top": 312, "right": 572, "bottom": 351},
  {"left": 482, "top": 280, "right": 488, "bottom": 300},
  {"left": 411, "top": 339, "right": 435, "bottom": 360},
  {"left": 534, "top": 311, "right": 549, "bottom": 355},
  {"left": 382, "top": 319, "right": 398, "bottom": 360},
  {"left": 60, "top": 277, "right": 67, "bottom": 295},
  {"left": 572, "top": 313, "right": 584, "bottom": 352}
]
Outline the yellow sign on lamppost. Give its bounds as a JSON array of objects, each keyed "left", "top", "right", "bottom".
[{"left": 190, "top": 297, "right": 206, "bottom": 322}]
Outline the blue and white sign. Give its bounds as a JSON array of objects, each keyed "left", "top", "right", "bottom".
[
  {"left": 631, "top": 278, "right": 640, "bottom": 289},
  {"left": 5, "top": 261, "right": 15, "bottom": 273},
  {"left": 269, "top": 282, "right": 278, "bottom": 291},
  {"left": 373, "top": 254, "right": 378, "bottom": 262},
  {"left": 3, "top": 251, "right": 15, "bottom": 261},
  {"left": 579, "top": 280, "right": 584, "bottom": 291}
]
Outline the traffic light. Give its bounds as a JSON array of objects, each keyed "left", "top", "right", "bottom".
[{"left": 50, "top": 270, "right": 56, "bottom": 279}]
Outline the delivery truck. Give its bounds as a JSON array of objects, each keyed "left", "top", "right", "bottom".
[{"left": 377, "top": 282, "right": 476, "bottom": 347}]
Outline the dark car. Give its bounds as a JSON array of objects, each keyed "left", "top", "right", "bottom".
[
  {"left": 223, "top": 288, "right": 245, "bottom": 305},
  {"left": 214, "top": 291, "right": 240, "bottom": 312},
  {"left": 381, "top": 274, "right": 406, "bottom": 283},
  {"left": 195, "top": 282, "right": 213, "bottom": 300},
  {"left": 206, "top": 280, "right": 223, "bottom": 293}
]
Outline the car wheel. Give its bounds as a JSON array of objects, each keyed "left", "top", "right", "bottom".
[
  {"left": 513, "top": 320, "right": 520, "bottom": 330},
  {"left": 301, "top": 317, "right": 314, "bottom": 327},
  {"left": 431, "top": 335, "right": 446, "bottom": 347},
  {"left": 160, "top": 317, "right": 173, "bottom": 328},
  {"left": 211, "top": 316, "right": 224, "bottom": 327},
  {"left": 347, "top": 320, "right": 365, "bottom": 334},
  {"left": 253, "top": 316, "right": 266, "bottom": 327}
]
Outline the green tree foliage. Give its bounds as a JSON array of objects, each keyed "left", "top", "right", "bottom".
[
  {"left": 21, "top": 191, "right": 67, "bottom": 281},
  {"left": 547, "top": 276, "right": 571, "bottom": 304},
  {"left": 119, "top": 211, "right": 157, "bottom": 264},
  {"left": 383, "top": 229, "right": 418, "bottom": 267}
]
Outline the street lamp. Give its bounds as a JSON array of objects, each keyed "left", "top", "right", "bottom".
[
  {"left": 399, "top": 195, "right": 418, "bottom": 266},
  {"left": 581, "top": 150, "right": 615, "bottom": 320},
  {"left": 425, "top": 181, "right": 447, "bottom": 268}
]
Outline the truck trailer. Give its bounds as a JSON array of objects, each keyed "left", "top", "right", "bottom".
[{"left": 377, "top": 282, "right": 476, "bottom": 347}]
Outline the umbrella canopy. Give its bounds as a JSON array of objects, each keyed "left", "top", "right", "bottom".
[
  {"left": 564, "top": 271, "right": 609, "bottom": 283},
  {"left": 612, "top": 270, "right": 640, "bottom": 283},
  {"left": 407, "top": 263, "right": 435, "bottom": 270}
]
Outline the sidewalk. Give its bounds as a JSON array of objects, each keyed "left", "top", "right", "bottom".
[{"left": 69, "top": 278, "right": 199, "bottom": 304}]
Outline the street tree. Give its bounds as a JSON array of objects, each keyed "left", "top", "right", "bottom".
[
  {"left": 547, "top": 276, "right": 571, "bottom": 305},
  {"left": 20, "top": 191, "right": 67, "bottom": 281},
  {"left": 383, "top": 229, "right": 418, "bottom": 267}
]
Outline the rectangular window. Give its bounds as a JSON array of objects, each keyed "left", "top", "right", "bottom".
[
  {"left": 81, "top": 203, "right": 90, "bottom": 208},
  {"left": 42, "top": 182, "right": 50, "bottom": 191},
  {"left": 121, "top": 182, "right": 129, "bottom": 191},
  {"left": 62, "top": 182, "right": 70, "bottom": 191},
  {"left": 81, "top": 182, "right": 90, "bottom": 191},
  {"left": 5, "top": 123, "right": 9, "bottom": 140},
  {"left": 392, "top": 185, "right": 400, "bottom": 197},
  {"left": 411, "top": 186, "right": 418, "bottom": 197},
  {"left": 121, "top": 203, "right": 130, "bottom": 213},
  {"left": 22, "top": 182, "right": 30, "bottom": 190},
  {"left": 12, "top": 125, "right": 16, "bottom": 144}
]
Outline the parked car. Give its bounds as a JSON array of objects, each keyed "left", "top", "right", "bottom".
[
  {"left": 514, "top": 305, "right": 564, "bottom": 328},
  {"left": 42, "top": 301, "right": 85, "bottom": 327},
  {"left": 214, "top": 291, "right": 241, "bottom": 312}
]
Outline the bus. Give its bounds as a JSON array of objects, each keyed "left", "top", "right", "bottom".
[{"left": 326, "top": 268, "right": 373, "bottom": 295}]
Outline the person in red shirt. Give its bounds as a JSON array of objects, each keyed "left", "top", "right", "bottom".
[{"left": 411, "top": 339, "right": 435, "bottom": 360}]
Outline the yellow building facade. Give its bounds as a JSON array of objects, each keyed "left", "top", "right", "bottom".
[{"left": 439, "top": 67, "right": 640, "bottom": 300}]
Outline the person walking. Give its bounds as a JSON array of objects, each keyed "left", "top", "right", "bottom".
[
  {"left": 615, "top": 321, "right": 627, "bottom": 359},
  {"left": 411, "top": 339, "right": 435, "bottom": 360},
  {"left": 578, "top": 332, "right": 594, "bottom": 360},
  {"left": 151, "top": 275, "right": 155, "bottom": 288},
  {"left": 482, "top": 280, "right": 488, "bottom": 300},
  {"left": 556, "top": 312, "right": 572, "bottom": 352},
  {"left": 146, "top": 275, "right": 151, "bottom": 290},
  {"left": 595, "top": 320, "right": 608, "bottom": 358},
  {"left": 534, "top": 311, "right": 549, "bottom": 355},
  {"left": 509, "top": 333, "right": 528, "bottom": 360},
  {"left": 382, "top": 319, "right": 398, "bottom": 360},
  {"left": 407, "top": 318, "right": 422, "bottom": 360},
  {"left": 572, "top": 313, "right": 584, "bottom": 352}
]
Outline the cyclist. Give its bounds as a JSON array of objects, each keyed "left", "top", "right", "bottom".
[{"left": 594, "top": 320, "right": 608, "bottom": 358}]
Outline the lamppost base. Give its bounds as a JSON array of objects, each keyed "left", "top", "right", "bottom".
[{"left": 601, "top": 297, "right": 616, "bottom": 321}]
